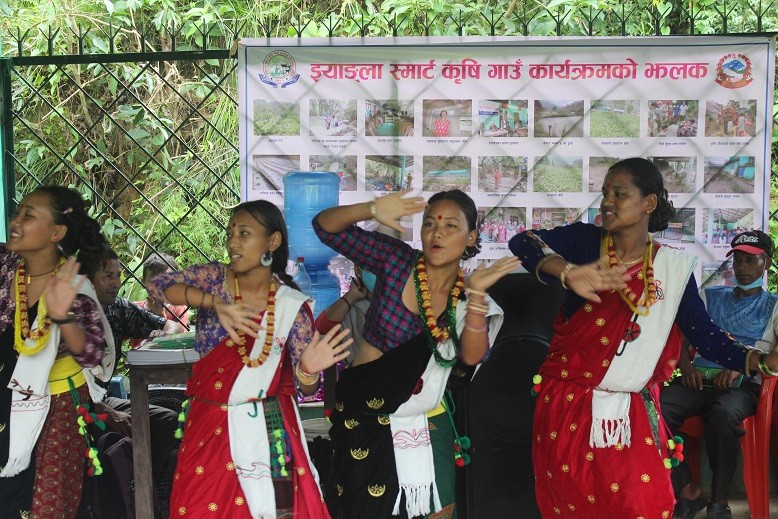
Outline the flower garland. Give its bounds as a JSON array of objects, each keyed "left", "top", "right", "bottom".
[
  {"left": 603, "top": 233, "right": 657, "bottom": 316},
  {"left": 13, "top": 260, "right": 59, "bottom": 356},
  {"left": 412, "top": 253, "right": 464, "bottom": 367},
  {"left": 226, "top": 274, "right": 276, "bottom": 368}
]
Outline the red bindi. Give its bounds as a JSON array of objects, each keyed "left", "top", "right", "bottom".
[
  {"left": 231, "top": 223, "right": 237, "bottom": 228},
  {"left": 437, "top": 215, "right": 442, "bottom": 220}
]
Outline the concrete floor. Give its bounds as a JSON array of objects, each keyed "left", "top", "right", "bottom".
[{"left": 722, "top": 496, "right": 778, "bottom": 518}]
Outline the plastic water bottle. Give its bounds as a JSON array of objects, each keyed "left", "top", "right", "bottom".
[{"left": 292, "top": 257, "right": 313, "bottom": 295}]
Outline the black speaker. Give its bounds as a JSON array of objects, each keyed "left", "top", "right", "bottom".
[{"left": 456, "top": 272, "right": 564, "bottom": 519}]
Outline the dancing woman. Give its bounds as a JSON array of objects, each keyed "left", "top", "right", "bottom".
[
  {"left": 150, "top": 200, "right": 350, "bottom": 518},
  {"left": 509, "top": 157, "right": 778, "bottom": 519},
  {"left": 315, "top": 189, "right": 519, "bottom": 518},
  {"left": 0, "top": 186, "right": 112, "bottom": 518}
]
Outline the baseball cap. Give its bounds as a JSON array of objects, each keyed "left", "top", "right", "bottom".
[{"left": 726, "top": 230, "right": 773, "bottom": 257}]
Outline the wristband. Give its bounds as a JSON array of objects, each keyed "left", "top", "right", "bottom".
[
  {"left": 559, "top": 263, "right": 577, "bottom": 290},
  {"left": 50, "top": 312, "right": 76, "bottom": 325}
]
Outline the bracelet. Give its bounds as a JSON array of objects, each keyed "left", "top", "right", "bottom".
[
  {"left": 184, "top": 285, "right": 192, "bottom": 306},
  {"left": 199, "top": 290, "right": 207, "bottom": 309},
  {"left": 464, "top": 322, "right": 488, "bottom": 333},
  {"left": 466, "top": 304, "right": 488, "bottom": 316},
  {"left": 295, "top": 364, "right": 320, "bottom": 385},
  {"left": 757, "top": 352, "right": 778, "bottom": 378},
  {"left": 369, "top": 201, "right": 377, "bottom": 219},
  {"left": 50, "top": 311, "right": 75, "bottom": 325},
  {"left": 559, "top": 263, "right": 577, "bottom": 290},
  {"left": 340, "top": 296, "right": 352, "bottom": 311},
  {"left": 745, "top": 348, "right": 759, "bottom": 377},
  {"left": 464, "top": 288, "right": 487, "bottom": 297},
  {"left": 467, "top": 301, "right": 489, "bottom": 312},
  {"left": 535, "top": 253, "right": 564, "bottom": 285}
]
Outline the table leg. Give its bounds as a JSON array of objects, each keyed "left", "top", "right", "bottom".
[{"left": 131, "top": 370, "right": 155, "bottom": 519}]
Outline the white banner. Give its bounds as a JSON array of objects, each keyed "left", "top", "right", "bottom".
[{"left": 238, "top": 36, "right": 775, "bottom": 278}]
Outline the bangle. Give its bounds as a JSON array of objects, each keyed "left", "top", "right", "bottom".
[
  {"left": 465, "top": 322, "right": 488, "bottom": 333},
  {"left": 295, "top": 364, "right": 319, "bottom": 385},
  {"left": 466, "top": 304, "right": 488, "bottom": 316},
  {"left": 559, "top": 263, "right": 577, "bottom": 290},
  {"left": 340, "top": 296, "right": 352, "bottom": 311},
  {"left": 745, "top": 348, "right": 758, "bottom": 377},
  {"left": 535, "top": 253, "right": 563, "bottom": 285},
  {"left": 369, "top": 201, "right": 377, "bottom": 219},
  {"left": 758, "top": 352, "right": 778, "bottom": 378},
  {"left": 184, "top": 286, "right": 192, "bottom": 306},
  {"left": 464, "top": 288, "right": 487, "bottom": 297},
  {"left": 200, "top": 290, "right": 207, "bottom": 309},
  {"left": 50, "top": 311, "right": 75, "bottom": 325}
]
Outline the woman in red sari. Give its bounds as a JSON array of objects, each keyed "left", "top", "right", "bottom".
[
  {"left": 149, "top": 200, "right": 351, "bottom": 519},
  {"left": 509, "top": 158, "right": 778, "bottom": 519}
]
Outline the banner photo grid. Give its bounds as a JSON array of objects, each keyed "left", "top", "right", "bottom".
[{"left": 238, "top": 36, "right": 776, "bottom": 283}]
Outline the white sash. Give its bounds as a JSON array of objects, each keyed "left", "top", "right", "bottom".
[
  {"left": 1, "top": 278, "right": 114, "bottom": 477},
  {"left": 589, "top": 248, "right": 696, "bottom": 448},
  {"left": 390, "top": 296, "right": 503, "bottom": 517},
  {"left": 228, "top": 285, "right": 315, "bottom": 519}
]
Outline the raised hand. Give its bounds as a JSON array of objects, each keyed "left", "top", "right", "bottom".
[
  {"left": 465, "top": 256, "right": 521, "bottom": 293},
  {"left": 45, "top": 257, "right": 85, "bottom": 320},
  {"left": 214, "top": 300, "right": 261, "bottom": 343},
  {"left": 373, "top": 190, "right": 426, "bottom": 233},
  {"left": 564, "top": 256, "right": 630, "bottom": 303},
  {"left": 300, "top": 325, "right": 353, "bottom": 373}
]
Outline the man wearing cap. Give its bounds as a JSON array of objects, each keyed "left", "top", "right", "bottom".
[{"left": 662, "top": 230, "right": 778, "bottom": 519}]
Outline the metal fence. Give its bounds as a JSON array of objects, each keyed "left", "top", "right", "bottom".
[{"left": 1, "top": 3, "right": 777, "bottom": 294}]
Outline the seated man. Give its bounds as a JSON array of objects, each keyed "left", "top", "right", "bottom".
[
  {"left": 81, "top": 244, "right": 185, "bottom": 484},
  {"left": 662, "top": 230, "right": 778, "bottom": 519},
  {"left": 131, "top": 252, "right": 189, "bottom": 349}
]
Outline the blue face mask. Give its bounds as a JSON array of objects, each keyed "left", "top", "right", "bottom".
[
  {"left": 734, "top": 276, "right": 764, "bottom": 291},
  {"left": 361, "top": 270, "right": 377, "bottom": 293}
]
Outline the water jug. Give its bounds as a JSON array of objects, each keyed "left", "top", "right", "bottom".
[{"left": 283, "top": 172, "right": 339, "bottom": 269}]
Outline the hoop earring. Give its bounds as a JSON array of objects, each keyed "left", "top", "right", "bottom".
[{"left": 260, "top": 251, "right": 273, "bottom": 267}]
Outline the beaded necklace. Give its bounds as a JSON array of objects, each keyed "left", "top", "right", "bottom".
[
  {"left": 412, "top": 254, "right": 464, "bottom": 367},
  {"left": 13, "top": 260, "right": 60, "bottom": 356},
  {"left": 602, "top": 233, "right": 657, "bottom": 316},
  {"left": 226, "top": 273, "right": 276, "bottom": 368}
]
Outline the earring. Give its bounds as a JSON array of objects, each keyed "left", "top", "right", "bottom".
[{"left": 260, "top": 251, "right": 273, "bottom": 267}]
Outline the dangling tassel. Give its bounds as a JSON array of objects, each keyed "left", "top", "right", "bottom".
[
  {"left": 444, "top": 390, "right": 470, "bottom": 467},
  {"left": 174, "top": 398, "right": 190, "bottom": 440},
  {"left": 265, "top": 397, "right": 292, "bottom": 478},
  {"left": 69, "top": 377, "right": 108, "bottom": 476}
]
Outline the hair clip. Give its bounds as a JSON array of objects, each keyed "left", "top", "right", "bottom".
[{"left": 62, "top": 207, "right": 73, "bottom": 214}]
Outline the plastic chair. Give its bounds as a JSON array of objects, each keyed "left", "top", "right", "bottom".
[{"left": 678, "top": 376, "right": 777, "bottom": 519}]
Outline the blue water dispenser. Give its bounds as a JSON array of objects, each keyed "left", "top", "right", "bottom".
[{"left": 283, "top": 171, "right": 341, "bottom": 317}]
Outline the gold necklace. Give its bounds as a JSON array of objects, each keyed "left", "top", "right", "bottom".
[{"left": 602, "top": 233, "right": 657, "bottom": 316}]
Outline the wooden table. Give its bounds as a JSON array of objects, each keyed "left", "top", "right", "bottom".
[{"left": 129, "top": 362, "right": 192, "bottom": 519}]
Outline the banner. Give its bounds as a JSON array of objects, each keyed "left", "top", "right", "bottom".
[{"left": 238, "top": 36, "right": 775, "bottom": 280}]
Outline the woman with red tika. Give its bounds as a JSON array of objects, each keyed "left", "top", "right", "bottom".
[
  {"left": 509, "top": 157, "right": 778, "bottom": 519},
  {"left": 150, "top": 200, "right": 351, "bottom": 519},
  {"left": 315, "top": 190, "right": 519, "bottom": 518}
]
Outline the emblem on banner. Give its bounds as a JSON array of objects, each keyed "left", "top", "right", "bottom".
[
  {"left": 714, "top": 53, "right": 753, "bottom": 89},
  {"left": 259, "top": 50, "right": 299, "bottom": 88}
]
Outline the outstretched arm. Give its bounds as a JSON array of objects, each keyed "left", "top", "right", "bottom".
[{"left": 316, "top": 190, "right": 426, "bottom": 235}]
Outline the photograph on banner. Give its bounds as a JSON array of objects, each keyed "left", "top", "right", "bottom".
[
  {"left": 422, "top": 100, "right": 473, "bottom": 137},
  {"left": 704, "top": 98, "right": 757, "bottom": 137},
  {"left": 649, "top": 156, "right": 697, "bottom": 193},
  {"left": 701, "top": 258, "right": 736, "bottom": 287},
  {"left": 589, "top": 100, "right": 640, "bottom": 138},
  {"left": 701, "top": 208, "right": 755, "bottom": 245},
  {"left": 532, "top": 207, "right": 583, "bottom": 230},
  {"left": 654, "top": 208, "right": 696, "bottom": 244},
  {"left": 253, "top": 100, "right": 300, "bottom": 136},
  {"left": 476, "top": 156, "right": 527, "bottom": 193},
  {"left": 422, "top": 156, "right": 471, "bottom": 191},
  {"left": 588, "top": 156, "right": 623, "bottom": 192},
  {"left": 703, "top": 155, "right": 756, "bottom": 193},
  {"left": 309, "top": 99, "right": 357, "bottom": 137},
  {"left": 252, "top": 154, "right": 300, "bottom": 191},
  {"left": 365, "top": 100, "right": 415, "bottom": 137},
  {"left": 534, "top": 100, "right": 584, "bottom": 138},
  {"left": 647, "top": 99, "right": 699, "bottom": 137},
  {"left": 309, "top": 155, "right": 358, "bottom": 190},
  {"left": 477, "top": 99, "right": 529, "bottom": 137},
  {"left": 531, "top": 156, "right": 584, "bottom": 192},
  {"left": 365, "top": 155, "right": 413, "bottom": 191},
  {"left": 478, "top": 206, "right": 527, "bottom": 246}
]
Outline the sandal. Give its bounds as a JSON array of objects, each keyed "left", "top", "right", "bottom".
[{"left": 672, "top": 496, "right": 708, "bottom": 519}]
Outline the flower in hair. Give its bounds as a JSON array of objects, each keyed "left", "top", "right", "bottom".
[{"left": 62, "top": 207, "right": 73, "bottom": 214}]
